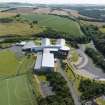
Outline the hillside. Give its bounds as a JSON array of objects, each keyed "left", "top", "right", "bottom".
[{"left": 21, "top": 14, "right": 84, "bottom": 36}]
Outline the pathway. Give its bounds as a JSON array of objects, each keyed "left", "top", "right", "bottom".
[{"left": 57, "top": 60, "right": 81, "bottom": 105}]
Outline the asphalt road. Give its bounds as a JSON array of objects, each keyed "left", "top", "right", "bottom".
[
  {"left": 57, "top": 60, "right": 81, "bottom": 105},
  {"left": 75, "top": 48, "right": 105, "bottom": 79}
]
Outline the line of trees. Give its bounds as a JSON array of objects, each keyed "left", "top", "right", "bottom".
[
  {"left": 38, "top": 72, "right": 74, "bottom": 105},
  {"left": 37, "top": 28, "right": 90, "bottom": 44},
  {"left": 85, "top": 47, "right": 105, "bottom": 72},
  {"left": 80, "top": 23, "right": 105, "bottom": 56},
  {"left": 0, "top": 18, "right": 13, "bottom": 23}
]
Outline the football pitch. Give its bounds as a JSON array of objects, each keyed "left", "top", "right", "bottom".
[{"left": 0, "top": 74, "right": 37, "bottom": 105}]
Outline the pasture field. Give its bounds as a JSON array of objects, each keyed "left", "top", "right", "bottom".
[
  {"left": 0, "top": 12, "right": 17, "bottom": 18},
  {"left": 96, "top": 97, "right": 105, "bottom": 105},
  {"left": 0, "top": 49, "right": 34, "bottom": 77},
  {"left": 0, "top": 74, "right": 37, "bottom": 105},
  {"left": 99, "top": 27, "right": 105, "bottom": 33},
  {"left": 0, "top": 22, "right": 44, "bottom": 36},
  {"left": 21, "top": 14, "right": 84, "bottom": 36}
]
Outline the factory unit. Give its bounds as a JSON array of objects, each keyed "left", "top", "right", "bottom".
[
  {"left": 34, "top": 50, "right": 54, "bottom": 72},
  {"left": 22, "top": 38, "right": 70, "bottom": 72}
]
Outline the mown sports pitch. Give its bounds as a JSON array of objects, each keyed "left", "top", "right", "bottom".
[{"left": 0, "top": 74, "right": 37, "bottom": 105}]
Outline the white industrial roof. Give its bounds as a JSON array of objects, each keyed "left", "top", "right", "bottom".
[
  {"left": 60, "top": 46, "right": 70, "bottom": 51},
  {"left": 42, "top": 52, "right": 54, "bottom": 68},
  {"left": 43, "top": 48, "right": 58, "bottom": 52},
  {"left": 56, "top": 39, "right": 65, "bottom": 46},
  {"left": 41, "top": 38, "right": 50, "bottom": 46},
  {"left": 34, "top": 52, "right": 42, "bottom": 70},
  {"left": 22, "top": 41, "right": 36, "bottom": 49}
]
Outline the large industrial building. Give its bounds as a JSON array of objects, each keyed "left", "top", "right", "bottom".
[{"left": 22, "top": 38, "right": 70, "bottom": 72}]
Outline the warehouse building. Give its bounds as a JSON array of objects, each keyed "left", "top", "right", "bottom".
[
  {"left": 34, "top": 50, "right": 54, "bottom": 72},
  {"left": 22, "top": 38, "right": 70, "bottom": 72}
]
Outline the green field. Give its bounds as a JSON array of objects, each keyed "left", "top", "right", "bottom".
[
  {"left": 0, "top": 49, "right": 34, "bottom": 77},
  {"left": 0, "top": 12, "right": 17, "bottom": 18},
  {"left": 0, "top": 74, "right": 37, "bottom": 105},
  {"left": 96, "top": 97, "right": 105, "bottom": 105},
  {"left": 100, "top": 27, "right": 105, "bottom": 33},
  {"left": 0, "top": 49, "right": 38, "bottom": 105},
  {"left": 0, "top": 22, "right": 44, "bottom": 36},
  {"left": 21, "top": 14, "right": 84, "bottom": 36}
]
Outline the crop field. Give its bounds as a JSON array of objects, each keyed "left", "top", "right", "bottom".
[
  {"left": 0, "top": 22, "right": 44, "bottom": 36},
  {"left": 0, "top": 74, "right": 37, "bottom": 105},
  {"left": 21, "top": 14, "right": 84, "bottom": 36},
  {"left": 0, "top": 49, "right": 34, "bottom": 77}
]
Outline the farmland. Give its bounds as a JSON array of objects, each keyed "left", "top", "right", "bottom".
[
  {"left": 99, "top": 27, "right": 105, "bottom": 33},
  {"left": 0, "top": 22, "right": 44, "bottom": 36},
  {"left": 0, "top": 12, "right": 84, "bottom": 37},
  {"left": 0, "top": 49, "right": 38, "bottom": 105},
  {"left": 21, "top": 14, "right": 84, "bottom": 36},
  {"left": 0, "top": 12, "right": 17, "bottom": 18}
]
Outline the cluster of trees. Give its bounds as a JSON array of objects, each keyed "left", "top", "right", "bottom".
[
  {"left": 37, "top": 28, "right": 90, "bottom": 45},
  {"left": 85, "top": 47, "right": 105, "bottom": 72},
  {"left": 48, "top": 14, "right": 76, "bottom": 21},
  {"left": 79, "top": 79, "right": 105, "bottom": 100},
  {"left": 78, "top": 16, "right": 105, "bottom": 22},
  {"left": 38, "top": 72, "right": 74, "bottom": 105},
  {"left": 13, "top": 14, "right": 38, "bottom": 28},
  {"left": 80, "top": 24, "right": 105, "bottom": 56},
  {"left": 79, "top": 9, "right": 105, "bottom": 21},
  {"left": 0, "top": 18, "right": 13, "bottom": 23}
]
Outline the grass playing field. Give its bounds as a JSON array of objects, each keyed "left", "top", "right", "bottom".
[
  {"left": 0, "top": 49, "right": 34, "bottom": 77},
  {"left": 0, "top": 22, "right": 44, "bottom": 36},
  {"left": 0, "top": 49, "right": 38, "bottom": 105},
  {"left": 0, "top": 74, "right": 37, "bottom": 105},
  {"left": 21, "top": 14, "right": 84, "bottom": 36}
]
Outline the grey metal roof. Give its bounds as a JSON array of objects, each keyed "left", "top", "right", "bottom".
[
  {"left": 41, "top": 38, "right": 51, "bottom": 46},
  {"left": 34, "top": 52, "right": 42, "bottom": 70},
  {"left": 56, "top": 38, "right": 65, "bottom": 46},
  {"left": 22, "top": 41, "right": 36, "bottom": 50},
  {"left": 42, "top": 52, "right": 54, "bottom": 68}
]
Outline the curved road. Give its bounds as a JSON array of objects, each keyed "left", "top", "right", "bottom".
[{"left": 74, "top": 48, "right": 105, "bottom": 79}]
